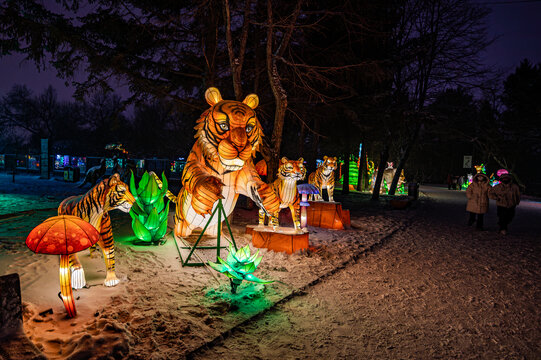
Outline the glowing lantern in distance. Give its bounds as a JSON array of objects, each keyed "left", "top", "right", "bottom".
[
  {"left": 496, "top": 169, "right": 509, "bottom": 177},
  {"left": 26, "top": 215, "right": 100, "bottom": 318}
]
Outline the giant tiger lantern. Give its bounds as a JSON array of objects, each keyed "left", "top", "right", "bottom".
[{"left": 164, "top": 88, "right": 280, "bottom": 238}]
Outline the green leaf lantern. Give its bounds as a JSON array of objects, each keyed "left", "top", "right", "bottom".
[
  {"left": 129, "top": 171, "right": 169, "bottom": 243},
  {"left": 208, "top": 244, "right": 273, "bottom": 294}
]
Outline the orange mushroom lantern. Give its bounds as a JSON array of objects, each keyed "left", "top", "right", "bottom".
[{"left": 26, "top": 215, "right": 100, "bottom": 318}]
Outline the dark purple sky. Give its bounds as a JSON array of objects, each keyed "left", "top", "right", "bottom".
[
  {"left": 0, "top": 1, "right": 540, "bottom": 101},
  {"left": 479, "top": 0, "right": 541, "bottom": 72}
]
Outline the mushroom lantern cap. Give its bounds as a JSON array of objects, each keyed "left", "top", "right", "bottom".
[
  {"left": 297, "top": 183, "right": 319, "bottom": 195},
  {"left": 26, "top": 215, "right": 100, "bottom": 255}
]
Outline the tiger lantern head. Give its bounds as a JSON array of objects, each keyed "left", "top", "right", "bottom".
[
  {"left": 474, "top": 164, "right": 484, "bottom": 174},
  {"left": 322, "top": 156, "right": 338, "bottom": 173},
  {"left": 195, "top": 87, "right": 263, "bottom": 173},
  {"left": 278, "top": 157, "right": 307, "bottom": 181},
  {"left": 102, "top": 174, "right": 135, "bottom": 213}
]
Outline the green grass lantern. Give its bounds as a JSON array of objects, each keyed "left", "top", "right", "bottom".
[
  {"left": 208, "top": 244, "right": 273, "bottom": 294},
  {"left": 129, "top": 171, "right": 169, "bottom": 243}
]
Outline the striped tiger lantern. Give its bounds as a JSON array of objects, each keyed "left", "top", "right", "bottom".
[
  {"left": 155, "top": 88, "right": 280, "bottom": 239},
  {"left": 57, "top": 174, "right": 135, "bottom": 288},
  {"left": 258, "top": 157, "right": 306, "bottom": 230}
]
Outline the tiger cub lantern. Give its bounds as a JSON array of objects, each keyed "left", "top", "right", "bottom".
[
  {"left": 169, "top": 87, "right": 280, "bottom": 238},
  {"left": 308, "top": 156, "right": 338, "bottom": 202},
  {"left": 57, "top": 174, "right": 135, "bottom": 288},
  {"left": 259, "top": 157, "right": 307, "bottom": 231}
]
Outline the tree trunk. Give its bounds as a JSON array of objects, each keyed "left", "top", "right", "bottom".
[
  {"left": 388, "top": 123, "right": 421, "bottom": 195},
  {"left": 342, "top": 132, "right": 351, "bottom": 195},
  {"left": 309, "top": 118, "right": 320, "bottom": 172},
  {"left": 371, "top": 145, "right": 389, "bottom": 201},
  {"left": 342, "top": 154, "right": 350, "bottom": 195},
  {"left": 363, "top": 144, "right": 371, "bottom": 191},
  {"left": 224, "top": 0, "right": 252, "bottom": 99},
  {"left": 298, "top": 119, "right": 305, "bottom": 156},
  {"left": 265, "top": 0, "right": 301, "bottom": 182},
  {"left": 267, "top": 99, "right": 286, "bottom": 182}
]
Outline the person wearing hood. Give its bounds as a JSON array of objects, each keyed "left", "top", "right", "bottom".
[
  {"left": 466, "top": 173, "right": 491, "bottom": 230},
  {"left": 489, "top": 173, "right": 521, "bottom": 235}
]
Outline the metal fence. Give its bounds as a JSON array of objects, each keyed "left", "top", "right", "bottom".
[{"left": 0, "top": 153, "right": 186, "bottom": 180}]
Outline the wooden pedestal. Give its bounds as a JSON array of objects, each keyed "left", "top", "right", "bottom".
[
  {"left": 246, "top": 225, "right": 309, "bottom": 254},
  {"left": 306, "top": 201, "right": 350, "bottom": 230}
]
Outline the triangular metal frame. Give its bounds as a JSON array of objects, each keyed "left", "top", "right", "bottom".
[{"left": 175, "top": 199, "right": 238, "bottom": 267}]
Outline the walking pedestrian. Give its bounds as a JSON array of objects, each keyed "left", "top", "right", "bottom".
[
  {"left": 466, "top": 173, "right": 491, "bottom": 230},
  {"left": 489, "top": 173, "right": 521, "bottom": 235},
  {"left": 457, "top": 175, "right": 464, "bottom": 191},
  {"left": 447, "top": 173, "right": 453, "bottom": 190}
]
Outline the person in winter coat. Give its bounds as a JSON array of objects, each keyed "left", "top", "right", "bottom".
[
  {"left": 489, "top": 173, "right": 521, "bottom": 235},
  {"left": 466, "top": 173, "right": 491, "bottom": 230}
]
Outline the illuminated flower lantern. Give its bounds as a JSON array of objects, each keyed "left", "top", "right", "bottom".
[
  {"left": 129, "top": 171, "right": 169, "bottom": 243},
  {"left": 297, "top": 183, "right": 319, "bottom": 229},
  {"left": 496, "top": 169, "right": 509, "bottom": 177},
  {"left": 208, "top": 244, "right": 273, "bottom": 294},
  {"left": 26, "top": 216, "right": 100, "bottom": 318}
]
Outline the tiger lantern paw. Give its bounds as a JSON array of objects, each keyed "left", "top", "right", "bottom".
[
  {"left": 104, "top": 273, "right": 120, "bottom": 287},
  {"left": 192, "top": 176, "right": 224, "bottom": 215},
  {"left": 253, "top": 182, "right": 280, "bottom": 215},
  {"left": 248, "top": 181, "right": 268, "bottom": 215}
]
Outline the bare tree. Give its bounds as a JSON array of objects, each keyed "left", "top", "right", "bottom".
[
  {"left": 0, "top": 85, "right": 58, "bottom": 139},
  {"left": 223, "top": 0, "right": 253, "bottom": 100},
  {"left": 264, "top": 0, "right": 303, "bottom": 180},
  {"left": 387, "top": 0, "right": 493, "bottom": 195}
]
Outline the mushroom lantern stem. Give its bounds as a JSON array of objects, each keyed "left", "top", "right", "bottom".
[
  {"left": 59, "top": 254, "right": 76, "bottom": 317},
  {"left": 300, "top": 193, "right": 308, "bottom": 228}
]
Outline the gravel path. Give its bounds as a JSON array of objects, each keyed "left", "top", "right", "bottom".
[{"left": 192, "top": 187, "right": 541, "bottom": 359}]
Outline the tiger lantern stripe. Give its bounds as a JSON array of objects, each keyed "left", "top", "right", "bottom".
[
  {"left": 308, "top": 156, "right": 338, "bottom": 202},
  {"left": 166, "top": 87, "right": 280, "bottom": 239},
  {"left": 58, "top": 174, "right": 135, "bottom": 289},
  {"left": 258, "top": 157, "right": 306, "bottom": 230}
]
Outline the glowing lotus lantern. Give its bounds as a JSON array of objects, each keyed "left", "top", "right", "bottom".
[
  {"left": 297, "top": 183, "right": 319, "bottom": 228},
  {"left": 26, "top": 215, "right": 100, "bottom": 318},
  {"left": 208, "top": 244, "right": 273, "bottom": 294}
]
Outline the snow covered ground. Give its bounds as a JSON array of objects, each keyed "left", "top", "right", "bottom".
[{"left": 1, "top": 174, "right": 539, "bottom": 359}]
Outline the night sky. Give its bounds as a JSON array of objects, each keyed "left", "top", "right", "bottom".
[{"left": 0, "top": 1, "right": 540, "bottom": 101}]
